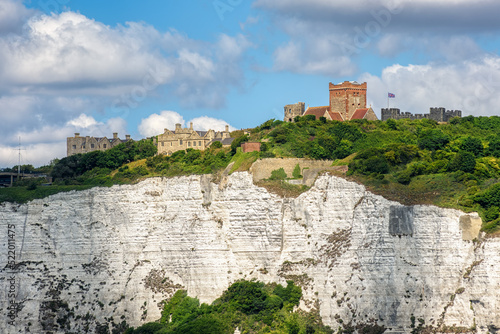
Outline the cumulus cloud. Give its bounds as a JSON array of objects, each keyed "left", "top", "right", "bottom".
[
  {"left": 138, "top": 111, "right": 235, "bottom": 137},
  {"left": 360, "top": 55, "right": 500, "bottom": 117},
  {"left": 255, "top": 0, "right": 500, "bottom": 75},
  {"left": 0, "top": 4, "right": 251, "bottom": 167},
  {"left": 0, "top": 0, "right": 34, "bottom": 35}
]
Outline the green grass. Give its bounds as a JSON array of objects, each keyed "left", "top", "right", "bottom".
[{"left": 0, "top": 185, "right": 96, "bottom": 204}]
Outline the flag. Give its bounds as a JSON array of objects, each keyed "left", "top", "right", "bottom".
[{"left": 388, "top": 93, "right": 395, "bottom": 98}]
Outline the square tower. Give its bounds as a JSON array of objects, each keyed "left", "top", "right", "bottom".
[{"left": 329, "top": 81, "right": 367, "bottom": 120}]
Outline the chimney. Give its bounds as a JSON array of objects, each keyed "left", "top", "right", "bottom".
[
  {"left": 164, "top": 128, "right": 168, "bottom": 133},
  {"left": 225, "top": 125, "right": 229, "bottom": 132},
  {"left": 74, "top": 133, "right": 80, "bottom": 138},
  {"left": 190, "top": 122, "right": 193, "bottom": 130},
  {"left": 113, "top": 133, "right": 118, "bottom": 139},
  {"left": 175, "top": 123, "right": 181, "bottom": 132},
  {"left": 126, "top": 135, "right": 130, "bottom": 140}
]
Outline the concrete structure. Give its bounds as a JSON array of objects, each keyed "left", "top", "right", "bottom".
[
  {"left": 156, "top": 123, "right": 234, "bottom": 155},
  {"left": 67, "top": 133, "right": 132, "bottom": 156},
  {"left": 381, "top": 107, "right": 462, "bottom": 122},
  {"left": 241, "top": 142, "right": 261, "bottom": 153},
  {"left": 284, "top": 81, "right": 378, "bottom": 122}
]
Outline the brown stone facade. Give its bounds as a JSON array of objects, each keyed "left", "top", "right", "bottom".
[
  {"left": 241, "top": 142, "right": 261, "bottom": 153},
  {"left": 67, "top": 133, "right": 132, "bottom": 156},
  {"left": 329, "top": 81, "right": 367, "bottom": 121},
  {"left": 156, "top": 123, "right": 233, "bottom": 155},
  {"left": 284, "top": 81, "right": 376, "bottom": 122}
]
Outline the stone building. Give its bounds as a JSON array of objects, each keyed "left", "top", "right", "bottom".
[
  {"left": 284, "top": 102, "right": 305, "bottom": 122},
  {"left": 67, "top": 133, "right": 132, "bottom": 156},
  {"left": 284, "top": 81, "right": 378, "bottom": 122},
  {"left": 156, "top": 123, "right": 234, "bottom": 155},
  {"left": 381, "top": 107, "right": 462, "bottom": 122}
]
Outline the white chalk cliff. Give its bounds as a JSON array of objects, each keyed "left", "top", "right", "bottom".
[{"left": 0, "top": 172, "right": 499, "bottom": 333}]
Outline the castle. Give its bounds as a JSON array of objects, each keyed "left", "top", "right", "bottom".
[
  {"left": 284, "top": 81, "right": 378, "bottom": 122},
  {"left": 381, "top": 107, "right": 462, "bottom": 122},
  {"left": 156, "top": 123, "right": 234, "bottom": 155},
  {"left": 67, "top": 133, "right": 132, "bottom": 156}
]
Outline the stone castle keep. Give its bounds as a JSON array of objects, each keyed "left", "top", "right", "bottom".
[
  {"left": 284, "top": 81, "right": 378, "bottom": 122},
  {"left": 156, "top": 123, "right": 233, "bottom": 155},
  {"left": 67, "top": 133, "right": 132, "bottom": 156},
  {"left": 381, "top": 107, "right": 462, "bottom": 122}
]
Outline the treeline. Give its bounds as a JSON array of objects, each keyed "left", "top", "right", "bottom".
[
  {"left": 125, "top": 280, "right": 334, "bottom": 334},
  {"left": 244, "top": 115, "right": 500, "bottom": 232},
  {"left": 50, "top": 139, "right": 157, "bottom": 183}
]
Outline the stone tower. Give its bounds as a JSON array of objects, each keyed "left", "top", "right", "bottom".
[
  {"left": 329, "top": 81, "right": 367, "bottom": 121},
  {"left": 284, "top": 102, "right": 305, "bottom": 122}
]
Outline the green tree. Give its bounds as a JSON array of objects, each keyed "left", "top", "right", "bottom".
[
  {"left": 292, "top": 164, "right": 302, "bottom": 179},
  {"left": 460, "top": 137, "right": 484, "bottom": 157},
  {"left": 270, "top": 168, "right": 288, "bottom": 180},
  {"left": 418, "top": 129, "right": 450, "bottom": 151}
]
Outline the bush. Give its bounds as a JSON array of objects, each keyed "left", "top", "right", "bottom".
[
  {"left": 460, "top": 137, "right": 484, "bottom": 157},
  {"left": 448, "top": 151, "right": 477, "bottom": 173},
  {"left": 418, "top": 129, "right": 450, "bottom": 151},
  {"left": 269, "top": 168, "right": 288, "bottom": 180},
  {"left": 474, "top": 183, "right": 500, "bottom": 209},
  {"left": 292, "top": 164, "right": 302, "bottom": 179},
  {"left": 211, "top": 141, "right": 223, "bottom": 149}
]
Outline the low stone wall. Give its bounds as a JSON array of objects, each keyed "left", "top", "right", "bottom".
[{"left": 249, "top": 158, "right": 347, "bottom": 186}]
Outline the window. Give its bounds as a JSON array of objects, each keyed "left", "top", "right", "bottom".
[
  {"left": 171, "top": 142, "right": 173, "bottom": 146},
  {"left": 180, "top": 140, "right": 183, "bottom": 145},
  {"left": 193, "top": 141, "right": 196, "bottom": 146},
  {"left": 199, "top": 141, "right": 202, "bottom": 146},
  {"left": 83, "top": 145, "right": 86, "bottom": 149},
  {"left": 103, "top": 144, "right": 107, "bottom": 148},
  {"left": 162, "top": 142, "right": 164, "bottom": 146},
  {"left": 72, "top": 145, "right": 76, "bottom": 149},
  {"left": 91, "top": 144, "right": 95, "bottom": 148},
  {"left": 188, "top": 141, "right": 191, "bottom": 147}
]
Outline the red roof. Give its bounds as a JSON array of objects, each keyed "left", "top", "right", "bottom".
[
  {"left": 328, "top": 111, "right": 344, "bottom": 121},
  {"left": 304, "top": 106, "right": 330, "bottom": 119},
  {"left": 351, "top": 108, "right": 369, "bottom": 120}
]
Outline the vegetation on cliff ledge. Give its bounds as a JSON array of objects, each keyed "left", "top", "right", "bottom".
[
  {"left": 125, "top": 280, "right": 335, "bottom": 334},
  {"left": 2, "top": 115, "right": 500, "bottom": 233}
]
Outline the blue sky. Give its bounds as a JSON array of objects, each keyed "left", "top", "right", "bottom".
[{"left": 2, "top": 0, "right": 500, "bottom": 166}]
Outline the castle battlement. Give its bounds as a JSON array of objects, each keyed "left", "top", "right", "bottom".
[{"left": 381, "top": 107, "right": 462, "bottom": 122}]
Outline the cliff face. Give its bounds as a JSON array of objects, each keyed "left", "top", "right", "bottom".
[{"left": 0, "top": 173, "right": 498, "bottom": 334}]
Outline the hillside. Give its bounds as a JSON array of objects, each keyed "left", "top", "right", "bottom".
[{"left": 2, "top": 115, "right": 500, "bottom": 233}]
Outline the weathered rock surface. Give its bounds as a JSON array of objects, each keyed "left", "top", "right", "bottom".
[{"left": 0, "top": 173, "right": 499, "bottom": 333}]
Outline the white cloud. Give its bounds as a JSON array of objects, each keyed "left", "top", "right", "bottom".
[
  {"left": 189, "top": 116, "right": 237, "bottom": 132},
  {"left": 138, "top": 111, "right": 235, "bottom": 137},
  {"left": 255, "top": 0, "right": 500, "bottom": 75},
  {"left": 0, "top": 4, "right": 252, "bottom": 167},
  {"left": 0, "top": 0, "right": 34, "bottom": 34},
  {"left": 138, "top": 111, "right": 185, "bottom": 137},
  {"left": 360, "top": 55, "right": 500, "bottom": 117}
]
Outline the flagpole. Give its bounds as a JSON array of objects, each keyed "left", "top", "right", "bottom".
[{"left": 387, "top": 94, "right": 389, "bottom": 109}]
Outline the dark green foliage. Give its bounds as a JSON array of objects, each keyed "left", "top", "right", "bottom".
[
  {"left": 273, "top": 280, "right": 302, "bottom": 308},
  {"left": 230, "top": 134, "right": 249, "bottom": 154},
  {"left": 211, "top": 141, "right": 223, "bottom": 149},
  {"left": 485, "top": 206, "right": 500, "bottom": 221},
  {"left": 460, "top": 137, "right": 484, "bottom": 157},
  {"left": 220, "top": 281, "right": 269, "bottom": 315},
  {"left": 487, "top": 137, "right": 500, "bottom": 158},
  {"left": 448, "top": 151, "right": 477, "bottom": 173},
  {"left": 51, "top": 140, "right": 157, "bottom": 180},
  {"left": 349, "top": 148, "right": 390, "bottom": 175},
  {"left": 418, "top": 129, "right": 450, "bottom": 151},
  {"left": 293, "top": 164, "right": 302, "bottom": 179},
  {"left": 474, "top": 183, "right": 500, "bottom": 209},
  {"left": 126, "top": 280, "right": 333, "bottom": 334},
  {"left": 386, "top": 118, "right": 397, "bottom": 130},
  {"left": 269, "top": 168, "right": 288, "bottom": 180}
]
